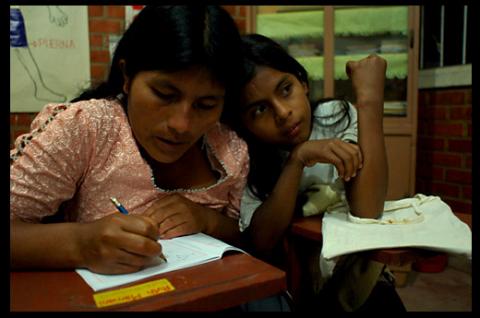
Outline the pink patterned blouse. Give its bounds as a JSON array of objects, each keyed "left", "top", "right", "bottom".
[{"left": 10, "top": 98, "right": 249, "bottom": 223}]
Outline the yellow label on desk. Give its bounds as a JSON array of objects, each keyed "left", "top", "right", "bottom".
[{"left": 93, "top": 278, "right": 175, "bottom": 308}]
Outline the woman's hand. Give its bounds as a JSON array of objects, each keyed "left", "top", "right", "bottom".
[
  {"left": 291, "top": 138, "right": 363, "bottom": 181},
  {"left": 346, "top": 54, "right": 387, "bottom": 110},
  {"left": 77, "top": 213, "right": 163, "bottom": 274},
  {"left": 146, "top": 194, "right": 212, "bottom": 239}
]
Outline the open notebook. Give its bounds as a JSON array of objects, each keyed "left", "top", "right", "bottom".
[{"left": 76, "top": 232, "right": 246, "bottom": 291}]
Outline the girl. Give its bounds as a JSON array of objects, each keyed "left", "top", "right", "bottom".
[
  {"left": 234, "top": 33, "right": 388, "bottom": 254},
  {"left": 10, "top": 6, "right": 249, "bottom": 275},
  {"left": 229, "top": 34, "right": 404, "bottom": 312}
]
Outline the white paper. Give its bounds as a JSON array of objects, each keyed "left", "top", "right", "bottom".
[
  {"left": 10, "top": 6, "right": 90, "bottom": 112},
  {"left": 76, "top": 233, "right": 245, "bottom": 291}
]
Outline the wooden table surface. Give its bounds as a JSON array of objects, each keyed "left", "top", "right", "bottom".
[{"left": 11, "top": 253, "right": 286, "bottom": 312}]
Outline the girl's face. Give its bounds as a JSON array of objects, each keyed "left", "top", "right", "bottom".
[
  {"left": 124, "top": 66, "right": 225, "bottom": 163},
  {"left": 241, "top": 66, "right": 312, "bottom": 148}
]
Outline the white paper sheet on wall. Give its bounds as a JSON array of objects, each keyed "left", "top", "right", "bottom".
[{"left": 10, "top": 6, "right": 91, "bottom": 112}]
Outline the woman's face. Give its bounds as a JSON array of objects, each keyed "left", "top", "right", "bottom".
[
  {"left": 124, "top": 66, "right": 225, "bottom": 163},
  {"left": 241, "top": 66, "right": 312, "bottom": 148}
]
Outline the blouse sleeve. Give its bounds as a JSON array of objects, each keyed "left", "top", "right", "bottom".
[
  {"left": 223, "top": 130, "right": 250, "bottom": 220},
  {"left": 10, "top": 102, "right": 95, "bottom": 222}
]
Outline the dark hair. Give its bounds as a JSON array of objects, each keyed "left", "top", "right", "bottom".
[
  {"left": 231, "top": 33, "right": 351, "bottom": 201},
  {"left": 72, "top": 5, "right": 245, "bottom": 121}
]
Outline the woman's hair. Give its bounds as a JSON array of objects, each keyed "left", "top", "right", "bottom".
[
  {"left": 72, "top": 5, "right": 245, "bottom": 121},
  {"left": 231, "top": 33, "right": 350, "bottom": 201}
]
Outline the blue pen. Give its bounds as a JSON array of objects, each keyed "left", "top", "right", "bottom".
[
  {"left": 110, "top": 197, "right": 129, "bottom": 215},
  {"left": 110, "top": 197, "right": 167, "bottom": 262}
]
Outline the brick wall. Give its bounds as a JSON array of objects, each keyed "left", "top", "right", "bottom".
[
  {"left": 416, "top": 87, "right": 472, "bottom": 214},
  {"left": 10, "top": 6, "right": 472, "bottom": 215},
  {"left": 89, "top": 5, "right": 248, "bottom": 86},
  {"left": 88, "top": 6, "right": 125, "bottom": 87},
  {"left": 10, "top": 5, "right": 248, "bottom": 149}
]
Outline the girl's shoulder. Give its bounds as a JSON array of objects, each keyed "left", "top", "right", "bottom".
[{"left": 313, "top": 99, "right": 354, "bottom": 117}]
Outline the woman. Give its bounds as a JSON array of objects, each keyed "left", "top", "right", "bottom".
[{"left": 10, "top": 6, "right": 249, "bottom": 275}]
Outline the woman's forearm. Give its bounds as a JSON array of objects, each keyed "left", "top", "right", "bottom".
[{"left": 10, "top": 220, "right": 84, "bottom": 269}]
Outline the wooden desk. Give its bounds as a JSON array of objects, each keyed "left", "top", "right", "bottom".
[
  {"left": 286, "top": 212, "right": 471, "bottom": 299},
  {"left": 11, "top": 253, "right": 286, "bottom": 312}
]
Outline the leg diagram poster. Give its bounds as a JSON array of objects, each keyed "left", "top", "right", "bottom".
[{"left": 10, "top": 6, "right": 90, "bottom": 112}]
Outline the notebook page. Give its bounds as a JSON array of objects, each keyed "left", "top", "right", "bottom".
[{"left": 76, "top": 233, "right": 245, "bottom": 291}]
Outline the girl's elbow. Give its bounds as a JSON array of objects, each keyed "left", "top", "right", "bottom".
[{"left": 350, "top": 201, "right": 384, "bottom": 219}]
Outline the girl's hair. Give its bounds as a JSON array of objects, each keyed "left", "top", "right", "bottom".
[
  {"left": 72, "top": 5, "right": 245, "bottom": 121},
  {"left": 231, "top": 33, "right": 350, "bottom": 201}
]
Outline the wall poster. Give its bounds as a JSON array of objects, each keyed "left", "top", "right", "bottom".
[{"left": 10, "top": 5, "right": 90, "bottom": 112}]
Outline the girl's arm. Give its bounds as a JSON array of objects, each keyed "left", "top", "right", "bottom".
[
  {"left": 244, "top": 154, "right": 304, "bottom": 257},
  {"left": 345, "top": 55, "right": 388, "bottom": 219},
  {"left": 246, "top": 138, "right": 362, "bottom": 256}
]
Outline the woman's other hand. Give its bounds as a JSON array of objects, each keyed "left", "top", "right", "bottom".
[{"left": 146, "top": 194, "right": 213, "bottom": 239}]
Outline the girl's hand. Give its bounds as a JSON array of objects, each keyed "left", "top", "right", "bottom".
[
  {"left": 346, "top": 54, "right": 387, "bottom": 110},
  {"left": 77, "top": 213, "right": 163, "bottom": 274},
  {"left": 146, "top": 194, "right": 212, "bottom": 239},
  {"left": 292, "top": 138, "right": 363, "bottom": 181}
]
